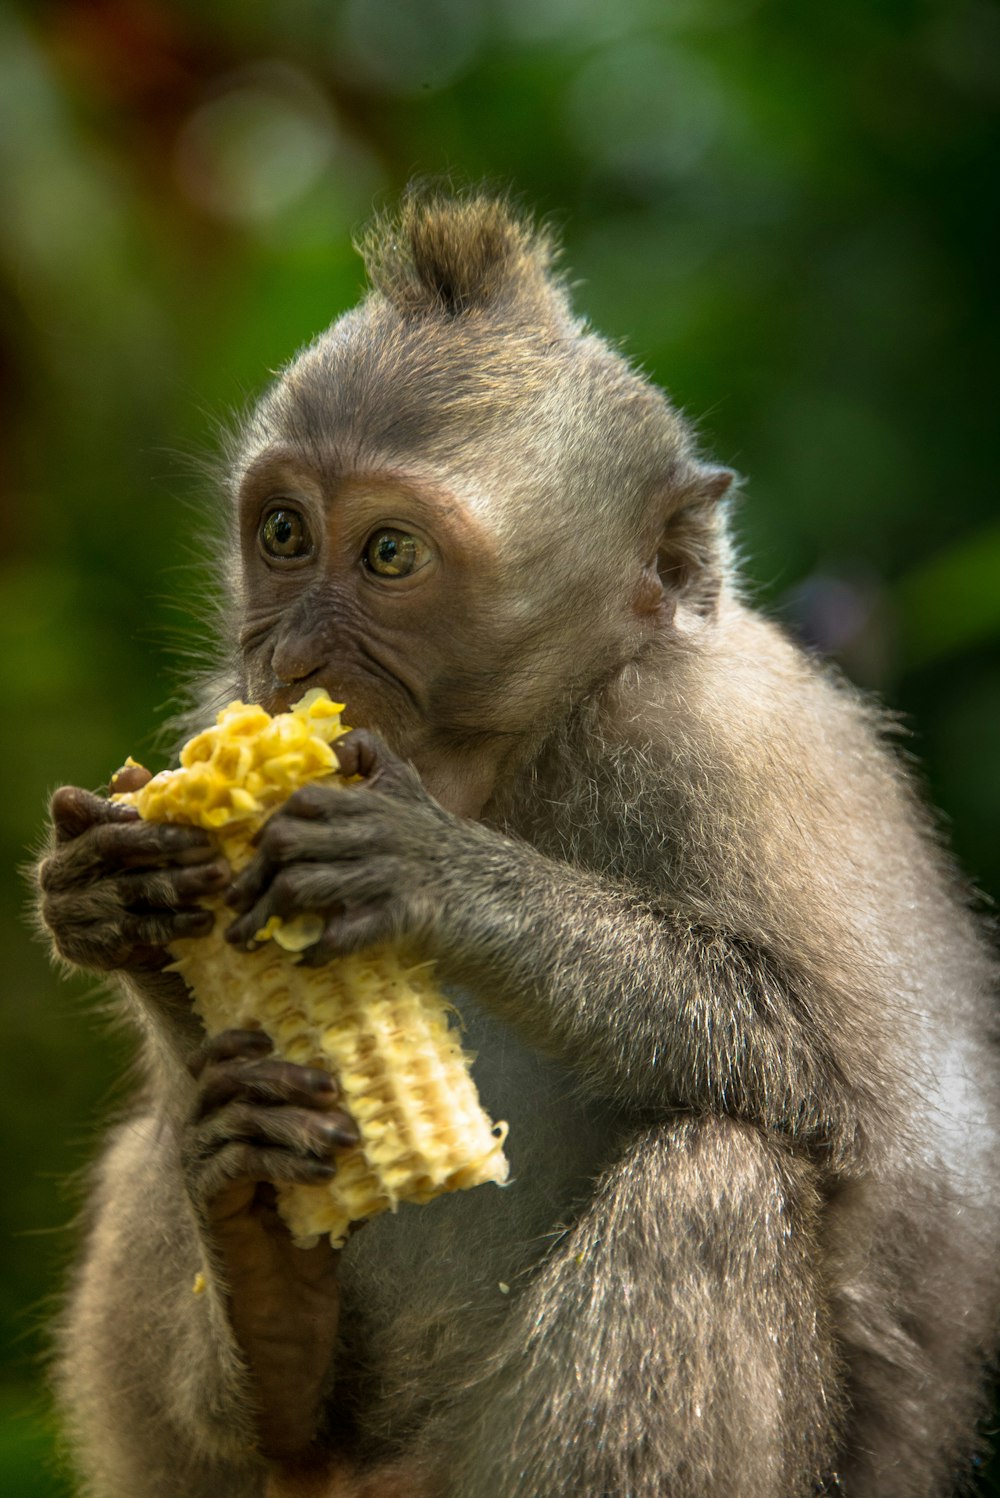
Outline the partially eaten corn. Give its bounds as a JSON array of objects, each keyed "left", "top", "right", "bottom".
[{"left": 116, "top": 690, "right": 508, "bottom": 1248}]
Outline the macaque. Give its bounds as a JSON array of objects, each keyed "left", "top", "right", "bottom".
[{"left": 36, "top": 193, "right": 1000, "bottom": 1498}]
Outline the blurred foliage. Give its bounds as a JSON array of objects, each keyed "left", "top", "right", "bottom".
[{"left": 0, "top": 0, "right": 997, "bottom": 1492}]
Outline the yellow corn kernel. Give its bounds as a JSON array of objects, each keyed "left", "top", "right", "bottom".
[{"left": 116, "top": 689, "right": 509, "bottom": 1248}]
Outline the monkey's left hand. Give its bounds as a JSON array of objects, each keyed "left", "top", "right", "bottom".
[{"left": 224, "top": 730, "right": 469, "bottom": 964}]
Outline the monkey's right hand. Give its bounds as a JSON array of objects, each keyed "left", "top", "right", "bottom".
[{"left": 36, "top": 783, "right": 227, "bottom": 975}]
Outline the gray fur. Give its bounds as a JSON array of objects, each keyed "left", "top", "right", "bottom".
[{"left": 37, "top": 192, "right": 1000, "bottom": 1497}]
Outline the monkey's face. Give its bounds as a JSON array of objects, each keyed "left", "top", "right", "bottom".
[{"left": 233, "top": 453, "right": 547, "bottom": 817}]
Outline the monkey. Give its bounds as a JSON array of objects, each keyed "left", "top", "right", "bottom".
[{"left": 35, "top": 192, "right": 1000, "bottom": 1498}]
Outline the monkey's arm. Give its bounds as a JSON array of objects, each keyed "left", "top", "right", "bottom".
[
  {"left": 60, "top": 1035, "right": 357, "bottom": 1495},
  {"left": 224, "top": 739, "right": 874, "bottom": 1168},
  {"left": 449, "top": 878, "right": 862, "bottom": 1162},
  {"left": 59, "top": 1108, "right": 267, "bottom": 1497}
]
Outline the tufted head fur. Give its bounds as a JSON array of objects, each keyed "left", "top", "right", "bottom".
[{"left": 355, "top": 191, "right": 567, "bottom": 325}]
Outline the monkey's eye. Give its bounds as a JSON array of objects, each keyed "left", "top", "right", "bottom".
[
  {"left": 260, "top": 508, "right": 311, "bottom": 560},
  {"left": 363, "top": 529, "right": 429, "bottom": 578}
]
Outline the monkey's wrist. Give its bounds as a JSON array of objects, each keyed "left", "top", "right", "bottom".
[
  {"left": 117, "top": 967, "right": 202, "bottom": 1046},
  {"left": 427, "top": 823, "right": 566, "bottom": 974}
]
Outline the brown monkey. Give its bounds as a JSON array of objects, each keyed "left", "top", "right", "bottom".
[{"left": 36, "top": 194, "right": 1000, "bottom": 1498}]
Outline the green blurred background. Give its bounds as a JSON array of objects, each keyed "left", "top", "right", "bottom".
[{"left": 1, "top": 0, "right": 997, "bottom": 1491}]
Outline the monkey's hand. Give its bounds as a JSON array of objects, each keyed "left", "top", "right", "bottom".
[
  {"left": 36, "top": 780, "right": 227, "bottom": 991},
  {"left": 183, "top": 1028, "right": 358, "bottom": 1459},
  {"left": 223, "top": 730, "right": 458, "bottom": 963}
]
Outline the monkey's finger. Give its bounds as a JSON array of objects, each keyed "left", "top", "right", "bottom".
[
  {"left": 191, "top": 1101, "right": 359, "bottom": 1160},
  {"left": 122, "top": 909, "right": 215, "bottom": 946},
  {"left": 226, "top": 815, "right": 406, "bottom": 918},
  {"left": 225, "top": 860, "right": 392, "bottom": 947},
  {"left": 224, "top": 861, "right": 326, "bottom": 933},
  {"left": 96, "top": 821, "right": 217, "bottom": 870},
  {"left": 271, "top": 763, "right": 423, "bottom": 835},
  {"left": 194, "top": 1058, "right": 340, "bottom": 1119},
  {"left": 116, "top": 861, "right": 230, "bottom": 911},
  {"left": 187, "top": 1029, "right": 274, "bottom": 1079},
  {"left": 272, "top": 781, "right": 345, "bottom": 822},
  {"left": 298, "top": 907, "right": 393, "bottom": 965},
  {"left": 229, "top": 822, "right": 375, "bottom": 914},
  {"left": 44, "top": 904, "right": 198, "bottom": 970},
  {"left": 50, "top": 926, "right": 164, "bottom": 971},
  {"left": 50, "top": 786, "right": 140, "bottom": 841},
  {"left": 324, "top": 729, "right": 385, "bottom": 783},
  {"left": 326, "top": 731, "right": 425, "bottom": 800},
  {"left": 190, "top": 1144, "right": 337, "bottom": 1211},
  {"left": 40, "top": 822, "right": 217, "bottom": 892}
]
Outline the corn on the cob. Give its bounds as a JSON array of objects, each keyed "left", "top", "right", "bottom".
[{"left": 115, "top": 690, "right": 509, "bottom": 1248}]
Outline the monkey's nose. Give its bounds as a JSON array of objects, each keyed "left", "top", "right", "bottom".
[{"left": 270, "top": 637, "right": 327, "bottom": 688}]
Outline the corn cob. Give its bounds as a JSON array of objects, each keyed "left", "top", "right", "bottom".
[{"left": 115, "top": 689, "right": 509, "bottom": 1248}]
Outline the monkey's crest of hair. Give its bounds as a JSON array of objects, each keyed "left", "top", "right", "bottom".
[{"left": 356, "top": 192, "right": 564, "bottom": 323}]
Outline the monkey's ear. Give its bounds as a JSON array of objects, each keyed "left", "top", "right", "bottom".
[{"left": 653, "top": 464, "right": 736, "bottom": 617}]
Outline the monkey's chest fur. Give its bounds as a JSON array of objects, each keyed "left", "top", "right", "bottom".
[{"left": 334, "top": 990, "right": 616, "bottom": 1443}]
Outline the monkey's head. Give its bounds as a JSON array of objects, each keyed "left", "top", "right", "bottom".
[{"left": 225, "top": 193, "right": 732, "bottom": 815}]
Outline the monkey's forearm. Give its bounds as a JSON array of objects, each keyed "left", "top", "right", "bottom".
[
  {"left": 119, "top": 966, "right": 201, "bottom": 1039},
  {"left": 438, "top": 842, "right": 866, "bottom": 1164},
  {"left": 60, "top": 1114, "right": 266, "bottom": 1492},
  {"left": 222, "top": 762, "right": 872, "bottom": 1162}
]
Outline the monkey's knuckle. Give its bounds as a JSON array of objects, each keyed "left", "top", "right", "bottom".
[
  {"left": 345, "top": 727, "right": 378, "bottom": 749},
  {"left": 58, "top": 930, "right": 113, "bottom": 970},
  {"left": 260, "top": 820, "right": 300, "bottom": 861},
  {"left": 49, "top": 786, "right": 86, "bottom": 824},
  {"left": 184, "top": 1147, "right": 245, "bottom": 1207},
  {"left": 45, "top": 890, "right": 109, "bottom": 960},
  {"left": 141, "top": 872, "right": 179, "bottom": 909},
  {"left": 88, "top": 822, "right": 123, "bottom": 864},
  {"left": 40, "top": 850, "right": 88, "bottom": 896},
  {"left": 335, "top": 727, "right": 377, "bottom": 768},
  {"left": 286, "top": 783, "right": 333, "bottom": 816},
  {"left": 183, "top": 1114, "right": 240, "bottom": 1172},
  {"left": 222, "top": 1143, "right": 263, "bottom": 1184},
  {"left": 128, "top": 914, "right": 170, "bottom": 952},
  {"left": 268, "top": 865, "right": 308, "bottom": 910}
]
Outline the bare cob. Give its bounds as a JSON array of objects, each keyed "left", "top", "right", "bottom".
[{"left": 115, "top": 690, "right": 509, "bottom": 1248}]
